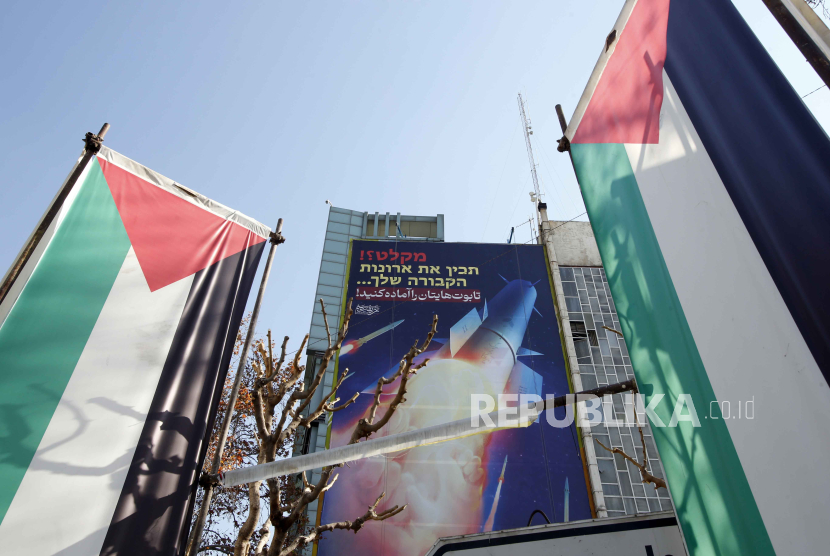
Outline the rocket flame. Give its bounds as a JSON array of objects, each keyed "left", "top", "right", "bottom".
[
  {"left": 339, "top": 340, "right": 358, "bottom": 355},
  {"left": 483, "top": 456, "right": 508, "bottom": 532}
]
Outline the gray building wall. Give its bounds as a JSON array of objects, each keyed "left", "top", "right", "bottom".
[
  {"left": 540, "top": 209, "right": 671, "bottom": 519},
  {"left": 548, "top": 220, "right": 603, "bottom": 267},
  {"left": 558, "top": 265, "right": 671, "bottom": 517}
]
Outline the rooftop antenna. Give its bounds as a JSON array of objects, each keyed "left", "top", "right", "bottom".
[
  {"left": 530, "top": 212, "right": 538, "bottom": 243},
  {"left": 518, "top": 93, "right": 542, "bottom": 219}
]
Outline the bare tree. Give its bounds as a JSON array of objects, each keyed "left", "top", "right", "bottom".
[
  {"left": 200, "top": 298, "right": 437, "bottom": 556},
  {"left": 191, "top": 319, "right": 307, "bottom": 555}
]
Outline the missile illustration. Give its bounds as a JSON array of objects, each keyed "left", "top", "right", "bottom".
[
  {"left": 483, "top": 456, "right": 508, "bottom": 532},
  {"left": 360, "top": 279, "right": 544, "bottom": 397},
  {"left": 340, "top": 319, "right": 404, "bottom": 355},
  {"left": 564, "top": 476, "right": 570, "bottom": 522},
  {"left": 443, "top": 278, "right": 544, "bottom": 397},
  {"left": 323, "top": 276, "right": 548, "bottom": 548}
]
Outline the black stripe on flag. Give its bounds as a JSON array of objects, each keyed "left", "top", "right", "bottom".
[
  {"left": 665, "top": 0, "right": 830, "bottom": 385},
  {"left": 100, "top": 242, "right": 265, "bottom": 556}
]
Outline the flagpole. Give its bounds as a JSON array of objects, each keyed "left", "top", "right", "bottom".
[
  {"left": 185, "top": 218, "right": 286, "bottom": 556},
  {"left": 763, "top": 0, "right": 830, "bottom": 89},
  {"left": 0, "top": 123, "right": 110, "bottom": 307}
]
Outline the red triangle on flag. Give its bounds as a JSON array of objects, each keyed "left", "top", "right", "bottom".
[
  {"left": 571, "top": 0, "right": 670, "bottom": 145},
  {"left": 97, "top": 157, "right": 267, "bottom": 292}
]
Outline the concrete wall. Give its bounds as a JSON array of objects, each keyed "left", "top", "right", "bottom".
[{"left": 549, "top": 221, "right": 602, "bottom": 267}]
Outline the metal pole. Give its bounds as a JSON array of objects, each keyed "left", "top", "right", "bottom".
[
  {"left": 217, "top": 380, "right": 639, "bottom": 488},
  {"left": 518, "top": 94, "right": 542, "bottom": 205},
  {"left": 0, "top": 123, "right": 110, "bottom": 307},
  {"left": 185, "top": 219, "right": 285, "bottom": 556},
  {"left": 555, "top": 105, "right": 569, "bottom": 149},
  {"left": 763, "top": 0, "right": 830, "bottom": 89}
]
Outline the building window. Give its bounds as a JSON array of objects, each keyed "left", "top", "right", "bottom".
[
  {"left": 560, "top": 266, "right": 672, "bottom": 517},
  {"left": 570, "top": 321, "right": 587, "bottom": 340}
]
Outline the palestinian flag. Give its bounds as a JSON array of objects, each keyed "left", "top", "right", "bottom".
[
  {"left": 0, "top": 147, "right": 268, "bottom": 555},
  {"left": 564, "top": 0, "right": 830, "bottom": 554}
]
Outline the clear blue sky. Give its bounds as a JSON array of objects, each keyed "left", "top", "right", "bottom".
[{"left": 2, "top": 0, "right": 828, "bottom": 349}]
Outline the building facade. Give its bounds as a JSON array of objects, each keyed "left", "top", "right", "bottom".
[{"left": 539, "top": 207, "right": 672, "bottom": 518}]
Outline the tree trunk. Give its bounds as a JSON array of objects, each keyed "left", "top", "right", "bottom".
[{"left": 233, "top": 478, "right": 262, "bottom": 556}]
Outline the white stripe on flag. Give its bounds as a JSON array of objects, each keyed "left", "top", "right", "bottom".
[
  {"left": 624, "top": 70, "right": 830, "bottom": 554},
  {"left": 0, "top": 247, "right": 193, "bottom": 555}
]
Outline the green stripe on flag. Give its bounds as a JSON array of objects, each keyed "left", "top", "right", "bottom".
[
  {"left": 570, "top": 143, "right": 775, "bottom": 556},
  {"left": 0, "top": 158, "right": 131, "bottom": 523}
]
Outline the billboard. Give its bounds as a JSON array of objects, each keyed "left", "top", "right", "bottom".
[{"left": 317, "top": 240, "right": 590, "bottom": 556}]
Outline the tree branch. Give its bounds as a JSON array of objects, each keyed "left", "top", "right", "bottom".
[
  {"left": 349, "top": 314, "right": 437, "bottom": 444},
  {"left": 280, "top": 492, "right": 405, "bottom": 555},
  {"left": 594, "top": 437, "right": 667, "bottom": 490},
  {"left": 233, "top": 476, "right": 262, "bottom": 556},
  {"left": 255, "top": 524, "right": 270, "bottom": 555},
  {"left": 197, "top": 545, "right": 234, "bottom": 555},
  {"left": 278, "top": 299, "right": 354, "bottom": 448},
  {"left": 320, "top": 298, "right": 332, "bottom": 349},
  {"left": 267, "top": 330, "right": 274, "bottom": 377},
  {"left": 328, "top": 391, "right": 359, "bottom": 412},
  {"left": 301, "top": 369, "right": 357, "bottom": 426},
  {"left": 258, "top": 335, "right": 287, "bottom": 387}
]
